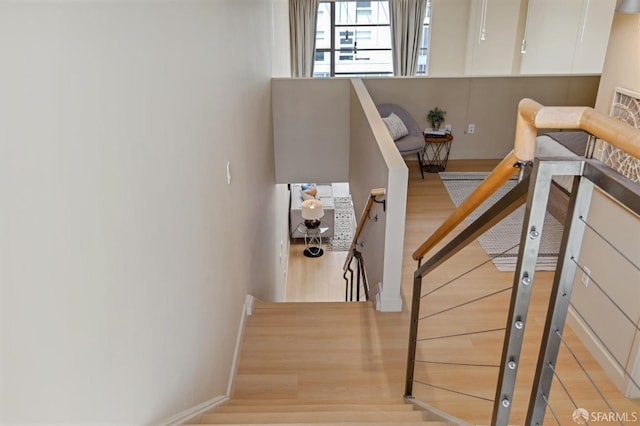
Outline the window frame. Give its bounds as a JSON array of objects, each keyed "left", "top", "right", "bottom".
[{"left": 314, "top": 0, "right": 393, "bottom": 78}]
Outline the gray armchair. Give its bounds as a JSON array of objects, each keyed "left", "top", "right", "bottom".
[{"left": 377, "top": 103, "right": 426, "bottom": 179}]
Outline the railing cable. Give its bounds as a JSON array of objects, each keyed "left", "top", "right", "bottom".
[
  {"left": 567, "top": 300, "right": 640, "bottom": 392},
  {"left": 419, "top": 287, "right": 511, "bottom": 321},
  {"left": 571, "top": 258, "right": 640, "bottom": 334},
  {"left": 579, "top": 216, "right": 640, "bottom": 273},
  {"left": 421, "top": 242, "right": 519, "bottom": 299},
  {"left": 541, "top": 394, "right": 562, "bottom": 426},
  {"left": 555, "top": 329, "right": 621, "bottom": 422},
  {"left": 413, "top": 380, "right": 494, "bottom": 402},
  {"left": 414, "top": 360, "right": 500, "bottom": 368},
  {"left": 549, "top": 362, "right": 581, "bottom": 413},
  {"left": 418, "top": 327, "right": 505, "bottom": 342}
]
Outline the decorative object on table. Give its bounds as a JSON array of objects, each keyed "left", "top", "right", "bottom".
[
  {"left": 325, "top": 196, "right": 356, "bottom": 252},
  {"left": 423, "top": 132, "right": 453, "bottom": 173},
  {"left": 300, "top": 183, "right": 318, "bottom": 200},
  {"left": 301, "top": 199, "right": 325, "bottom": 258},
  {"left": 424, "top": 128, "right": 447, "bottom": 137},
  {"left": 377, "top": 103, "right": 427, "bottom": 179},
  {"left": 439, "top": 172, "right": 563, "bottom": 272},
  {"left": 427, "top": 106, "right": 446, "bottom": 131}
]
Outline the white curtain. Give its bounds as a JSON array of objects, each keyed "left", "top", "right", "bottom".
[
  {"left": 289, "top": 0, "right": 319, "bottom": 77},
  {"left": 389, "top": 0, "right": 428, "bottom": 76}
]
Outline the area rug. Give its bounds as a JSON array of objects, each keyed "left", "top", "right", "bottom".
[
  {"left": 325, "top": 196, "right": 356, "bottom": 251},
  {"left": 439, "top": 172, "right": 563, "bottom": 272}
]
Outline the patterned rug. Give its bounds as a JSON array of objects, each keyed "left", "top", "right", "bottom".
[
  {"left": 439, "top": 172, "right": 563, "bottom": 272},
  {"left": 325, "top": 196, "right": 356, "bottom": 251}
]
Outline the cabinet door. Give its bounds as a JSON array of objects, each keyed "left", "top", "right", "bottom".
[
  {"left": 571, "top": 0, "right": 616, "bottom": 74},
  {"left": 520, "top": 0, "right": 583, "bottom": 75},
  {"left": 465, "top": 0, "right": 523, "bottom": 75}
]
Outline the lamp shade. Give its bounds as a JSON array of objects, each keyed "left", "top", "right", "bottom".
[
  {"left": 301, "top": 199, "right": 324, "bottom": 221},
  {"left": 616, "top": 0, "right": 640, "bottom": 13}
]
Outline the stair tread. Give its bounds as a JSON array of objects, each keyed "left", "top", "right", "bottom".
[
  {"left": 253, "top": 301, "right": 375, "bottom": 314},
  {"left": 252, "top": 301, "right": 375, "bottom": 311},
  {"left": 199, "top": 410, "right": 426, "bottom": 423},
  {"left": 225, "top": 398, "right": 410, "bottom": 406},
  {"left": 214, "top": 403, "right": 415, "bottom": 413},
  {"left": 189, "top": 423, "right": 451, "bottom": 426}
]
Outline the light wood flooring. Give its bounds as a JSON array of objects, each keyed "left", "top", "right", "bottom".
[{"left": 239, "top": 160, "right": 639, "bottom": 425}]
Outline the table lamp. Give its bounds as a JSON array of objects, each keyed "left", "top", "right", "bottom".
[{"left": 301, "top": 199, "right": 324, "bottom": 228}]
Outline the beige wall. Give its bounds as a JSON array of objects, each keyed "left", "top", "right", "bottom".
[
  {"left": 0, "top": 1, "right": 286, "bottom": 424},
  {"left": 363, "top": 75, "right": 600, "bottom": 159},
  {"left": 595, "top": 13, "right": 640, "bottom": 114},
  {"left": 568, "top": 12, "right": 640, "bottom": 398},
  {"left": 272, "top": 78, "right": 351, "bottom": 183}
]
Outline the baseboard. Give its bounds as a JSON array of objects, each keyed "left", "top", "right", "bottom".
[
  {"left": 158, "top": 295, "right": 253, "bottom": 426},
  {"left": 375, "top": 283, "right": 403, "bottom": 312},
  {"left": 160, "top": 395, "right": 228, "bottom": 426},
  {"left": 227, "top": 295, "right": 253, "bottom": 396}
]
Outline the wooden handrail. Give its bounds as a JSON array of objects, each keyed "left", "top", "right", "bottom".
[
  {"left": 343, "top": 188, "right": 386, "bottom": 271},
  {"left": 412, "top": 98, "right": 640, "bottom": 261}
]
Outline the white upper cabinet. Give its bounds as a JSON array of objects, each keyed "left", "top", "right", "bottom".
[
  {"left": 427, "top": 0, "right": 616, "bottom": 76},
  {"left": 572, "top": 0, "right": 617, "bottom": 73},
  {"left": 520, "top": 0, "right": 616, "bottom": 75},
  {"left": 465, "top": 0, "right": 523, "bottom": 75}
]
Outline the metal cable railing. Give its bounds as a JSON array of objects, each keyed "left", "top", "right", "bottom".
[
  {"left": 406, "top": 213, "right": 525, "bottom": 423},
  {"left": 527, "top": 186, "right": 640, "bottom": 424},
  {"left": 526, "top": 159, "right": 640, "bottom": 425},
  {"left": 405, "top": 100, "right": 640, "bottom": 425},
  {"left": 343, "top": 188, "right": 385, "bottom": 302}
]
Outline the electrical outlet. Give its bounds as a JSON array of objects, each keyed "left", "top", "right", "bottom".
[
  {"left": 581, "top": 266, "right": 591, "bottom": 287},
  {"left": 468, "top": 124, "right": 475, "bottom": 134},
  {"left": 445, "top": 124, "right": 452, "bottom": 132}
]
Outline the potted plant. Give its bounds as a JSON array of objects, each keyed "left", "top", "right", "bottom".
[{"left": 427, "top": 107, "right": 446, "bottom": 130}]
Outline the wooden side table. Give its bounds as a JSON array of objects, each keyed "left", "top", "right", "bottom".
[{"left": 423, "top": 133, "right": 453, "bottom": 173}]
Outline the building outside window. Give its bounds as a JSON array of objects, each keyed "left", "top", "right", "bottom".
[
  {"left": 313, "top": 0, "right": 431, "bottom": 78},
  {"left": 416, "top": 1, "right": 431, "bottom": 75}
]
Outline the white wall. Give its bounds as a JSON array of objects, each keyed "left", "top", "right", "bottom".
[
  {"left": 0, "top": 1, "right": 285, "bottom": 424},
  {"left": 349, "top": 80, "right": 408, "bottom": 312}
]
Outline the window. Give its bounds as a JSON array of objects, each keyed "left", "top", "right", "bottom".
[
  {"left": 416, "top": 0, "right": 432, "bottom": 75},
  {"left": 314, "top": 1, "right": 432, "bottom": 77},
  {"left": 313, "top": 1, "right": 392, "bottom": 77}
]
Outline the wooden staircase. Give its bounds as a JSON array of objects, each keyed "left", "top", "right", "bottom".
[
  {"left": 185, "top": 301, "right": 453, "bottom": 425},
  {"left": 188, "top": 398, "right": 451, "bottom": 425}
]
